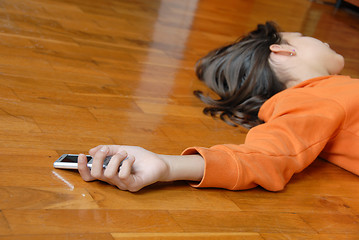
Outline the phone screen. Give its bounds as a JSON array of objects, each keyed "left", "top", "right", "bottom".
[{"left": 61, "top": 155, "right": 91, "bottom": 163}]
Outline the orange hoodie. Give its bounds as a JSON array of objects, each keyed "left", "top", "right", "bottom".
[{"left": 183, "top": 75, "right": 359, "bottom": 191}]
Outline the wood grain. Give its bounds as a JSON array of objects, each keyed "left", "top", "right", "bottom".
[{"left": 0, "top": 0, "right": 358, "bottom": 239}]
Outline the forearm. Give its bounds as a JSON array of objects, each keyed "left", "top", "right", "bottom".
[{"left": 158, "top": 154, "right": 204, "bottom": 182}]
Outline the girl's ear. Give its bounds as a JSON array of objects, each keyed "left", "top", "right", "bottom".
[{"left": 269, "top": 44, "right": 296, "bottom": 56}]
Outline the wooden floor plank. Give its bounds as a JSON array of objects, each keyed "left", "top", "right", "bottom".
[
  {"left": 85, "top": 187, "right": 240, "bottom": 211},
  {"left": 0, "top": 233, "right": 114, "bottom": 240},
  {"left": 2, "top": 209, "right": 182, "bottom": 235},
  {"left": 169, "top": 210, "right": 316, "bottom": 233},
  {"left": 112, "top": 232, "right": 263, "bottom": 240},
  {"left": 261, "top": 233, "right": 359, "bottom": 240},
  {"left": 0, "top": 186, "right": 99, "bottom": 210}
]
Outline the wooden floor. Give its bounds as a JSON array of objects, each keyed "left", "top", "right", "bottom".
[{"left": 0, "top": 0, "right": 359, "bottom": 239}]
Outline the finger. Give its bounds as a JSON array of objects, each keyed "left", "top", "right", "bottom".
[
  {"left": 118, "top": 154, "right": 135, "bottom": 182},
  {"left": 90, "top": 145, "right": 109, "bottom": 179},
  {"left": 89, "top": 145, "right": 103, "bottom": 156},
  {"left": 78, "top": 154, "right": 96, "bottom": 181},
  {"left": 104, "top": 151, "right": 128, "bottom": 179},
  {"left": 90, "top": 145, "right": 124, "bottom": 157},
  {"left": 106, "top": 145, "right": 126, "bottom": 156}
]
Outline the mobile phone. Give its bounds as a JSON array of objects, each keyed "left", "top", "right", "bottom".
[{"left": 53, "top": 154, "right": 112, "bottom": 169}]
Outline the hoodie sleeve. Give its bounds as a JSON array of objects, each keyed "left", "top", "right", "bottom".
[{"left": 182, "top": 93, "right": 345, "bottom": 191}]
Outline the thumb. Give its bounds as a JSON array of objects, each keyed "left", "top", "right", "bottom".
[{"left": 78, "top": 154, "right": 96, "bottom": 181}]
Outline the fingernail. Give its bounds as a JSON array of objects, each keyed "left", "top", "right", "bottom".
[{"left": 100, "top": 146, "right": 108, "bottom": 152}]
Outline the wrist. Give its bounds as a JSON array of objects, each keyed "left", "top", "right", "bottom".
[{"left": 159, "top": 154, "right": 204, "bottom": 182}]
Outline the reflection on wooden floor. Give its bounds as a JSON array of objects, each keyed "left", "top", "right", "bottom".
[{"left": 0, "top": 0, "right": 358, "bottom": 239}]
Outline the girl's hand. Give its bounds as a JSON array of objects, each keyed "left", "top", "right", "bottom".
[{"left": 78, "top": 145, "right": 170, "bottom": 192}]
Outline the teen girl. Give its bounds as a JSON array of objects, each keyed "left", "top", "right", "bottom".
[{"left": 77, "top": 22, "right": 358, "bottom": 192}]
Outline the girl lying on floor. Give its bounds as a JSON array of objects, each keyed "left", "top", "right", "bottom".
[{"left": 77, "top": 22, "right": 358, "bottom": 192}]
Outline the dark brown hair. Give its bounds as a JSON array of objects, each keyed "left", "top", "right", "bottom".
[{"left": 194, "top": 22, "right": 286, "bottom": 129}]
